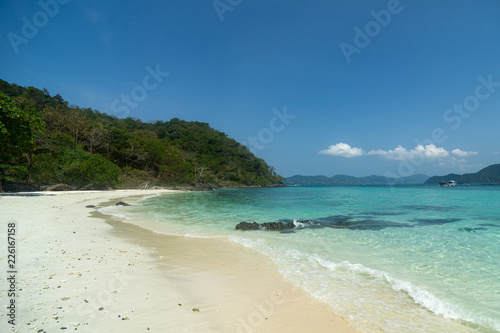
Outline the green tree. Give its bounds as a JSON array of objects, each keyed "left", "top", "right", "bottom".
[
  {"left": 62, "top": 149, "right": 121, "bottom": 187},
  {"left": 1, "top": 79, "right": 284, "bottom": 188},
  {"left": 0, "top": 91, "right": 44, "bottom": 182}
]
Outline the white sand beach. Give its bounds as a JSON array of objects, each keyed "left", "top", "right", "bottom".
[{"left": 0, "top": 189, "right": 358, "bottom": 332}]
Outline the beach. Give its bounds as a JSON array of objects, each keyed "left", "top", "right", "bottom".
[{"left": 0, "top": 189, "right": 357, "bottom": 333}]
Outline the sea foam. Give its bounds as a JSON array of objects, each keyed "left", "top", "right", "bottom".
[{"left": 230, "top": 235, "right": 499, "bottom": 332}]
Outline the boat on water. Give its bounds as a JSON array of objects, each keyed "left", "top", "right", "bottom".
[{"left": 439, "top": 180, "right": 457, "bottom": 187}]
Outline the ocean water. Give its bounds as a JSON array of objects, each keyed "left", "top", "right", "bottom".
[{"left": 105, "top": 186, "right": 500, "bottom": 332}]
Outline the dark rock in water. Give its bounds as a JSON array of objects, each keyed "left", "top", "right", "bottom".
[
  {"left": 116, "top": 201, "right": 131, "bottom": 206},
  {"left": 479, "top": 223, "right": 500, "bottom": 228},
  {"left": 333, "top": 220, "right": 411, "bottom": 230},
  {"left": 400, "top": 205, "right": 454, "bottom": 212},
  {"left": 315, "top": 215, "right": 351, "bottom": 223},
  {"left": 359, "top": 211, "right": 406, "bottom": 216},
  {"left": 47, "top": 184, "right": 75, "bottom": 191},
  {"left": 235, "top": 222, "right": 260, "bottom": 230},
  {"left": 458, "top": 227, "right": 487, "bottom": 232},
  {"left": 411, "top": 218, "right": 462, "bottom": 226},
  {"left": 236, "top": 215, "right": 415, "bottom": 232},
  {"left": 235, "top": 221, "right": 295, "bottom": 231},
  {"left": 86, "top": 205, "right": 96, "bottom": 208}
]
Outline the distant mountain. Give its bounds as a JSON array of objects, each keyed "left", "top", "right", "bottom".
[
  {"left": 285, "top": 174, "right": 430, "bottom": 186},
  {"left": 425, "top": 164, "right": 500, "bottom": 185}
]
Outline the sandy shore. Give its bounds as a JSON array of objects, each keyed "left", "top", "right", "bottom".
[{"left": 0, "top": 189, "right": 358, "bottom": 332}]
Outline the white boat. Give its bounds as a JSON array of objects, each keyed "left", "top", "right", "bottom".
[{"left": 439, "top": 180, "right": 457, "bottom": 187}]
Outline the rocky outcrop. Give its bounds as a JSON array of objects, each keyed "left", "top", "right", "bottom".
[
  {"left": 235, "top": 222, "right": 260, "bottom": 230},
  {"left": 46, "top": 184, "right": 75, "bottom": 191},
  {"left": 235, "top": 221, "right": 296, "bottom": 231},
  {"left": 115, "top": 201, "right": 131, "bottom": 206},
  {"left": 192, "top": 183, "right": 221, "bottom": 191},
  {"left": 1, "top": 179, "right": 40, "bottom": 192}
]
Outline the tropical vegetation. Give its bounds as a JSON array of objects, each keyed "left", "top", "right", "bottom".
[{"left": 0, "top": 79, "right": 283, "bottom": 190}]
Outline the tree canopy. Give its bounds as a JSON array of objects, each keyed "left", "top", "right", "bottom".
[{"left": 0, "top": 79, "right": 283, "bottom": 189}]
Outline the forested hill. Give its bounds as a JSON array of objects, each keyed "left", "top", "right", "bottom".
[
  {"left": 0, "top": 79, "right": 283, "bottom": 190},
  {"left": 285, "top": 174, "right": 430, "bottom": 186},
  {"left": 425, "top": 164, "right": 500, "bottom": 185}
]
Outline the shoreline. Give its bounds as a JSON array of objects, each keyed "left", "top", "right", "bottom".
[
  {"left": 0, "top": 180, "right": 287, "bottom": 194},
  {"left": 0, "top": 189, "right": 358, "bottom": 332}
]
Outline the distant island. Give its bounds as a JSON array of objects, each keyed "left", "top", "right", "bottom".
[
  {"left": 287, "top": 164, "right": 500, "bottom": 186},
  {"left": 425, "top": 164, "right": 500, "bottom": 185},
  {"left": 285, "top": 174, "right": 430, "bottom": 186},
  {"left": 0, "top": 79, "right": 283, "bottom": 191}
]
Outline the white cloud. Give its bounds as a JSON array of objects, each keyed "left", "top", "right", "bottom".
[
  {"left": 319, "top": 143, "right": 365, "bottom": 158},
  {"left": 368, "top": 144, "right": 449, "bottom": 161},
  {"left": 319, "top": 143, "right": 478, "bottom": 165},
  {"left": 451, "top": 149, "right": 478, "bottom": 157}
]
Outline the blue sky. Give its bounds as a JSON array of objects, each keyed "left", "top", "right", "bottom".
[{"left": 1, "top": 0, "right": 500, "bottom": 177}]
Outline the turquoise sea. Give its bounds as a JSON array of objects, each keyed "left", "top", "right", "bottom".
[{"left": 105, "top": 186, "right": 500, "bottom": 332}]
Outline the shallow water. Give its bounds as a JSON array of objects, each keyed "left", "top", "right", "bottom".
[{"left": 105, "top": 186, "right": 500, "bottom": 332}]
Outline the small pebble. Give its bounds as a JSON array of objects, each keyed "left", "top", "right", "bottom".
[{"left": 98, "top": 307, "right": 104, "bottom": 311}]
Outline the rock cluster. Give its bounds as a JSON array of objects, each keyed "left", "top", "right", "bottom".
[
  {"left": 235, "top": 221, "right": 296, "bottom": 231},
  {"left": 47, "top": 184, "right": 75, "bottom": 191}
]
